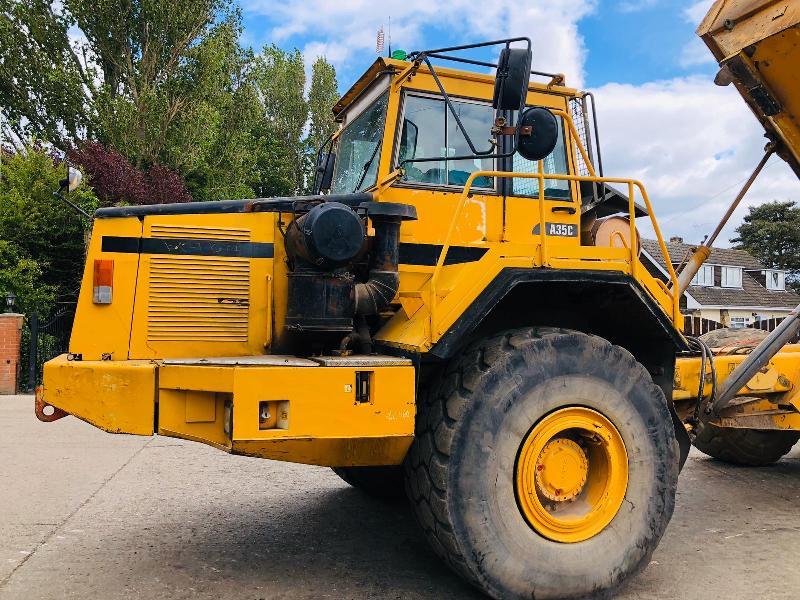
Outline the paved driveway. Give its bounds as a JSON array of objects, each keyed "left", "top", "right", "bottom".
[{"left": 2, "top": 394, "right": 799, "bottom": 599}]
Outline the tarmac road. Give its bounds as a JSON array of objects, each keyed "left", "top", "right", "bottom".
[{"left": 2, "top": 393, "right": 799, "bottom": 600}]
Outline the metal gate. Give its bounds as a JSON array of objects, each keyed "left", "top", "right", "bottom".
[{"left": 22, "top": 304, "right": 76, "bottom": 391}]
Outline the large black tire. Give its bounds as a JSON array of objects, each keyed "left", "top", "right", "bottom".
[
  {"left": 331, "top": 466, "right": 406, "bottom": 499},
  {"left": 693, "top": 328, "right": 800, "bottom": 466},
  {"left": 405, "top": 327, "right": 679, "bottom": 600},
  {"left": 692, "top": 423, "right": 799, "bottom": 466}
]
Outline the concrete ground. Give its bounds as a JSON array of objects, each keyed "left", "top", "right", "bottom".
[{"left": 2, "top": 394, "right": 799, "bottom": 600}]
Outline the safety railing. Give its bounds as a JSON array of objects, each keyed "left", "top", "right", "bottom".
[{"left": 428, "top": 110, "right": 681, "bottom": 342}]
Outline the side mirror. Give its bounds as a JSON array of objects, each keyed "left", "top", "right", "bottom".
[
  {"left": 492, "top": 48, "right": 532, "bottom": 111},
  {"left": 313, "top": 152, "right": 336, "bottom": 194},
  {"left": 399, "top": 120, "right": 419, "bottom": 162},
  {"left": 68, "top": 166, "right": 83, "bottom": 192},
  {"left": 53, "top": 165, "right": 91, "bottom": 219},
  {"left": 58, "top": 166, "right": 83, "bottom": 193},
  {"left": 517, "top": 107, "right": 559, "bottom": 162}
]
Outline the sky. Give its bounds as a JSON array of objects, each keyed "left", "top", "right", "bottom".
[{"left": 239, "top": 0, "right": 797, "bottom": 246}]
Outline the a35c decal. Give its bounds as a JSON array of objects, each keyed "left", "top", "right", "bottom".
[{"left": 532, "top": 222, "right": 578, "bottom": 237}]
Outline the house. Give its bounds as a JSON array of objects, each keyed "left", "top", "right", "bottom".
[{"left": 640, "top": 237, "right": 800, "bottom": 328}]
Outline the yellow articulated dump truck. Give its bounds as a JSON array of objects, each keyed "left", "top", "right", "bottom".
[{"left": 37, "top": 2, "right": 800, "bottom": 598}]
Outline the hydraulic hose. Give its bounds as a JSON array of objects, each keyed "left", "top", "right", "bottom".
[{"left": 686, "top": 335, "right": 717, "bottom": 426}]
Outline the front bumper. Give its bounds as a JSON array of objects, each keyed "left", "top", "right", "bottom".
[{"left": 40, "top": 354, "right": 415, "bottom": 467}]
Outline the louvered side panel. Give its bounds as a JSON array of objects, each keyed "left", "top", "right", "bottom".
[{"left": 147, "top": 257, "right": 250, "bottom": 342}]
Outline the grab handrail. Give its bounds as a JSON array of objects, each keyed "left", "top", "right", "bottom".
[{"left": 428, "top": 169, "right": 680, "bottom": 340}]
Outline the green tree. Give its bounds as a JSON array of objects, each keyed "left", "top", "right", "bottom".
[
  {"left": 731, "top": 201, "right": 800, "bottom": 291},
  {"left": 251, "top": 46, "right": 308, "bottom": 196},
  {"left": 0, "top": 146, "right": 98, "bottom": 307},
  {"left": 0, "top": 0, "right": 92, "bottom": 150},
  {"left": 1, "top": 0, "right": 261, "bottom": 200},
  {"left": 1, "top": 2, "right": 341, "bottom": 202},
  {"left": 305, "top": 56, "right": 339, "bottom": 191},
  {"left": 0, "top": 240, "right": 56, "bottom": 317}
]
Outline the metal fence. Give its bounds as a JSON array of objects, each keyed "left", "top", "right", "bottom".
[{"left": 20, "top": 304, "right": 76, "bottom": 391}]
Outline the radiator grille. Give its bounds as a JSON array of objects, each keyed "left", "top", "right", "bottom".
[{"left": 147, "top": 257, "right": 250, "bottom": 342}]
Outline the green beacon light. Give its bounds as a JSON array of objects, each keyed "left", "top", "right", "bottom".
[{"left": 391, "top": 49, "right": 407, "bottom": 60}]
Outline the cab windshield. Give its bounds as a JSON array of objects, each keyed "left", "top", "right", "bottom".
[{"left": 330, "top": 92, "right": 389, "bottom": 194}]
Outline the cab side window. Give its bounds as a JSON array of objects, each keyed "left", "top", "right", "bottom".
[{"left": 398, "top": 94, "right": 494, "bottom": 189}]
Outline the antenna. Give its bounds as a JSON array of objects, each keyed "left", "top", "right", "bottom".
[
  {"left": 388, "top": 17, "right": 392, "bottom": 57},
  {"left": 376, "top": 26, "right": 385, "bottom": 54}
]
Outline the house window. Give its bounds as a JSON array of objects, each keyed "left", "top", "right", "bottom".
[
  {"left": 691, "top": 265, "right": 714, "bottom": 287},
  {"left": 721, "top": 266, "right": 742, "bottom": 288},
  {"left": 765, "top": 270, "right": 786, "bottom": 291}
]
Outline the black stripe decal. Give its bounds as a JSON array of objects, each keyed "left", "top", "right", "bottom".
[
  {"left": 399, "top": 243, "right": 488, "bottom": 266},
  {"left": 102, "top": 236, "right": 274, "bottom": 258},
  {"left": 102, "top": 236, "right": 141, "bottom": 253},
  {"left": 102, "top": 237, "right": 480, "bottom": 264}
]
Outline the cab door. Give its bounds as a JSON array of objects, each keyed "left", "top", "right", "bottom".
[
  {"left": 384, "top": 91, "right": 504, "bottom": 256},
  {"left": 502, "top": 95, "right": 582, "bottom": 260}
]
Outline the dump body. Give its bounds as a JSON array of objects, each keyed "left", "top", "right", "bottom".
[{"left": 698, "top": 0, "right": 800, "bottom": 176}]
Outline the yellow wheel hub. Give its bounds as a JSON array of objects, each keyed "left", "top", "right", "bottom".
[
  {"left": 515, "top": 407, "right": 628, "bottom": 543},
  {"left": 535, "top": 438, "right": 589, "bottom": 502}
]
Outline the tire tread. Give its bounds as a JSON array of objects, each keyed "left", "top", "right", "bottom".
[
  {"left": 693, "top": 423, "right": 799, "bottom": 466},
  {"left": 405, "top": 326, "right": 677, "bottom": 597}
]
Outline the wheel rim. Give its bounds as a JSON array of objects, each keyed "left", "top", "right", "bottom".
[{"left": 515, "top": 407, "right": 628, "bottom": 543}]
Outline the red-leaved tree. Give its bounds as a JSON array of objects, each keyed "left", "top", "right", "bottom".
[{"left": 69, "top": 143, "right": 191, "bottom": 206}]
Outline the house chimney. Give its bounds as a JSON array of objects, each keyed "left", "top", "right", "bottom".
[{"left": 669, "top": 236, "right": 684, "bottom": 243}]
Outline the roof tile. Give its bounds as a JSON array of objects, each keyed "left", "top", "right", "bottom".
[{"left": 641, "top": 239, "right": 800, "bottom": 309}]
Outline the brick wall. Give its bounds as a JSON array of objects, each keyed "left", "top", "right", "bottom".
[{"left": 0, "top": 314, "right": 24, "bottom": 394}]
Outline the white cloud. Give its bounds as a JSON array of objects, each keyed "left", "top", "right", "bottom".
[
  {"left": 592, "top": 77, "right": 797, "bottom": 244},
  {"left": 677, "top": 0, "right": 717, "bottom": 69},
  {"left": 617, "top": 0, "right": 658, "bottom": 13},
  {"left": 505, "top": 0, "right": 596, "bottom": 88},
  {"left": 678, "top": 38, "right": 715, "bottom": 67},
  {"left": 243, "top": 0, "right": 596, "bottom": 87},
  {"left": 683, "top": 0, "right": 715, "bottom": 24}
]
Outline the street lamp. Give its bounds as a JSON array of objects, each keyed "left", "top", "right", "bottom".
[{"left": 4, "top": 291, "right": 16, "bottom": 313}]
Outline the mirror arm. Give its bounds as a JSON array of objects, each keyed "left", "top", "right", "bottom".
[
  {"left": 408, "top": 37, "right": 532, "bottom": 59},
  {"left": 400, "top": 132, "right": 521, "bottom": 167},
  {"left": 420, "top": 55, "right": 496, "bottom": 157},
  {"left": 402, "top": 40, "right": 534, "bottom": 168},
  {"left": 312, "top": 133, "right": 337, "bottom": 194},
  {"left": 53, "top": 190, "right": 91, "bottom": 220}
]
